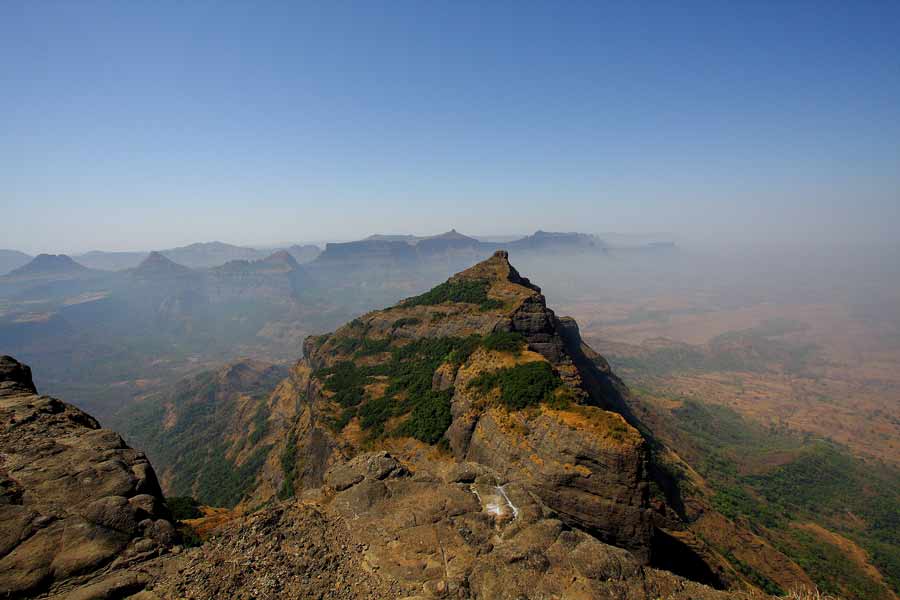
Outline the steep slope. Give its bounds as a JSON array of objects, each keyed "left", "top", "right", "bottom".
[
  {"left": 117, "top": 360, "right": 290, "bottom": 507},
  {"left": 0, "top": 249, "right": 32, "bottom": 276},
  {"left": 222, "top": 250, "right": 804, "bottom": 593},
  {"left": 131, "top": 251, "right": 193, "bottom": 278},
  {"left": 0, "top": 356, "right": 177, "bottom": 598}
]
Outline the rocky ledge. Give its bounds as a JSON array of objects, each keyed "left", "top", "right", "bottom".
[
  {"left": 0, "top": 356, "right": 176, "bottom": 598},
  {"left": 148, "top": 451, "right": 755, "bottom": 600}
]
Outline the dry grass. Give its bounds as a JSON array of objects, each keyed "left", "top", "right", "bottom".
[{"left": 780, "top": 588, "right": 841, "bottom": 600}]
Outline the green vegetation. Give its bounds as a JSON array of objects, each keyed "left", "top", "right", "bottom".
[
  {"left": 391, "top": 317, "right": 421, "bottom": 328},
  {"left": 117, "top": 365, "right": 286, "bottom": 509},
  {"left": 401, "top": 278, "right": 503, "bottom": 310},
  {"left": 176, "top": 523, "right": 202, "bottom": 548},
  {"left": 318, "top": 361, "right": 368, "bottom": 407},
  {"left": 779, "top": 529, "right": 888, "bottom": 600},
  {"left": 373, "top": 337, "right": 480, "bottom": 442},
  {"left": 318, "top": 332, "right": 536, "bottom": 443},
  {"left": 394, "top": 389, "right": 453, "bottom": 443},
  {"left": 358, "top": 395, "right": 395, "bottom": 437},
  {"left": 645, "top": 393, "right": 900, "bottom": 598},
  {"left": 481, "top": 331, "right": 526, "bottom": 354},
  {"left": 196, "top": 443, "right": 272, "bottom": 507},
  {"left": 355, "top": 336, "right": 392, "bottom": 356},
  {"left": 468, "top": 361, "right": 562, "bottom": 410},
  {"left": 166, "top": 496, "right": 202, "bottom": 520},
  {"left": 278, "top": 430, "right": 298, "bottom": 500},
  {"left": 248, "top": 404, "right": 269, "bottom": 445},
  {"left": 723, "top": 550, "right": 785, "bottom": 595}
]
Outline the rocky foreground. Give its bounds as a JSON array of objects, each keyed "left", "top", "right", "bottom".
[{"left": 0, "top": 356, "right": 176, "bottom": 598}]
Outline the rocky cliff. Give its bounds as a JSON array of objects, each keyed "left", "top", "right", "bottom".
[
  {"left": 230, "top": 250, "right": 783, "bottom": 592},
  {"left": 0, "top": 356, "right": 177, "bottom": 598}
]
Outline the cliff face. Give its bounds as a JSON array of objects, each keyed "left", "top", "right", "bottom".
[
  {"left": 0, "top": 356, "right": 176, "bottom": 598},
  {"left": 241, "top": 252, "right": 711, "bottom": 580}
]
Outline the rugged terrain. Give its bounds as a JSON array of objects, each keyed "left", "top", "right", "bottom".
[
  {"left": 118, "top": 250, "right": 821, "bottom": 597},
  {"left": 0, "top": 356, "right": 177, "bottom": 598},
  {"left": 0, "top": 351, "right": 761, "bottom": 599},
  {"left": 1, "top": 250, "right": 814, "bottom": 599}
]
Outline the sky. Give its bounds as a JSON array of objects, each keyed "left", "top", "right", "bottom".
[{"left": 2, "top": 1, "right": 899, "bottom": 254}]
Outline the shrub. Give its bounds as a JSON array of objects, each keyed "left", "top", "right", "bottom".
[
  {"left": 278, "top": 431, "right": 298, "bottom": 499},
  {"left": 468, "top": 361, "right": 561, "bottom": 410},
  {"left": 392, "top": 317, "right": 421, "bottom": 329},
  {"left": 394, "top": 390, "right": 453, "bottom": 444},
  {"left": 359, "top": 396, "right": 395, "bottom": 436},
  {"left": 248, "top": 404, "right": 269, "bottom": 445},
  {"left": 481, "top": 331, "right": 526, "bottom": 354},
  {"left": 402, "top": 279, "right": 502, "bottom": 310},
  {"left": 196, "top": 443, "right": 272, "bottom": 507},
  {"left": 166, "top": 496, "right": 202, "bottom": 520},
  {"left": 355, "top": 337, "right": 392, "bottom": 356},
  {"left": 317, "top": 361, "right": 367, "bottom": 407}
]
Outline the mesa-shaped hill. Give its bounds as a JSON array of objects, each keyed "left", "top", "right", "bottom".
[
  {"left": 0, "top": 356, "right": 177, "bottom": 598},
  {"left": 507, "top": 229, "right": 607, "bottom": 252}
]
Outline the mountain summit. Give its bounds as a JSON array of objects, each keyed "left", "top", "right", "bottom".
[
  {"left": 174, "top": 249, "right": 791, "bottom": 596},
  {"left": 132, "top": 251, "right": 193, "bottom": 277},
  {"left": 6, "top": 253, "right": 89, "bottom": 278}
]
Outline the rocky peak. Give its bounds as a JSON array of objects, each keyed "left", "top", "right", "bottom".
[
  {"left": 261, "top": 249, "right": 299, "bottom": 270},
  {"left": 133, "top": 251, "right": 192, "bottom": 277},
  {"left": 453, "top": 249, "right": 539, "bottom": 291},
  {"left": 285, "top": 254, "right": 670, "bottom": 562},
  {"left": 7, "top": 253, "right": 88, "bottom": 277}
]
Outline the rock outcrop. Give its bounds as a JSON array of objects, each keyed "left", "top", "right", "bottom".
[
  {"left": 236, "top": 250, "right": 754, "bottom": 590},
  {"left": 147, "top": 451, "right": 754, "bottom": 600},
  {"left": 0, "top": 356, "right": 176, "bottom": 598}
]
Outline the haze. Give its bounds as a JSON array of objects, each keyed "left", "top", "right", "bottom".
[{"left": 3, "top": 1, "right": 899, "bottom": 253}]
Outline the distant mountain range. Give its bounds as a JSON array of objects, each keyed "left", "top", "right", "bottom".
[
  {"left": 71, "top": 241, "right": 322, "bottom": 272},
  {"left": 316, "top": 229, "right": 619, "bottom": 265},
  {"left": 2, "top": 231, "right": 674, "bottom": 276}
]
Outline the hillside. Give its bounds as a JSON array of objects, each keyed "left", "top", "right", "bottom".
[
  {"left": 0, "top": 249, "right": 31, "bottom": 276},
  {"left": 118, "top": 360, "right": 290, "bottom": 507},
  {"left": 119, "top": 250, "right": 824, "bottom": 597}
]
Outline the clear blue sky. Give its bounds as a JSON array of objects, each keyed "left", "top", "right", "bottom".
[{"left": 2, "top": 1, "right": 898, "bottom": 253}]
